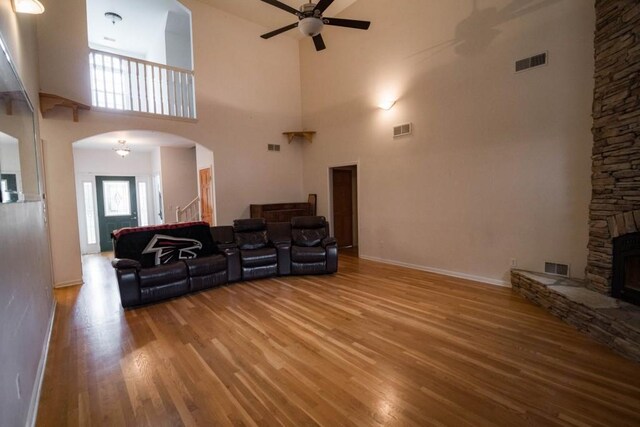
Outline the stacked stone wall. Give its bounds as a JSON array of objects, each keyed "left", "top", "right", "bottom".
[
  {"left": 588, "top": 0, "right": 640, "bottom": 293},
  {"left": 512, "top": 270, "right": 640, "bottom": 362}
]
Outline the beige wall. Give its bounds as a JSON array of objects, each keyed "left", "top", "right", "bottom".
[
  {"left": 300, "top": 0, "right": 594, "bottom": 285},
  {"left": 0, "top": 3, "right": 55, "bottom": 426},
  {"left": 160, "top": 146, "right": 198, "bottom": 223},
  {"left": 37, "top": 0, "right": 304, "bottom": 285}
]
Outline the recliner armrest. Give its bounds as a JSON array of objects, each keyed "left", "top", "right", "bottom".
[
  {"left": 274, "top": 240, "right": 291, "bottom": 276},
  {"left": 321, "top": 237, "right": 337, "bottom": 248},
  {"left": 215, "top": 242, "right": 238, "bottom": 252},
  {"left": 220, "top": 246, "right": 241, "bottom": 282},
  {"left": 113, "top": 265, "right": 141, "bottom": 308},
  {"left": 271, "top": 237, "right": 291, "bottom": 247},
  {"left": 112, "top": 258, "right": 141, "bottom": 270}
]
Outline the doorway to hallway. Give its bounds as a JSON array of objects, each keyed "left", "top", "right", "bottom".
[{"left": 329, "top": 165, "right": 358, "bottom": 249}]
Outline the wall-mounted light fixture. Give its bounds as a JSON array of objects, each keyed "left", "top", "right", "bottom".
[
  {"left": 378, "top": 99, "right": 396, "bottom": 111},
  {"left": 12, "top": 0, "right": 45, "bottom": 14}
]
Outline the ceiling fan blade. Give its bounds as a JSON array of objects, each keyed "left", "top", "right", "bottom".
[
  {"left": 314, "top": 0, "right": 334, "bottom": 14},
  {"left": 260, "top": 0, "right": 300, "bottom": 16},
  {"left": 323, "top": 17, "right": 371, "bottom": 30},
  {"left": 312, "top": 34, "right": 326, "bottom": 51},
  {"left": 261, "top": 22, "right": 299, "bottom": 39}
]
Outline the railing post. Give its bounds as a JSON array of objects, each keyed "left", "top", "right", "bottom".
[{"left": 143, "top": 64, "right": 149, "bottom": 113}]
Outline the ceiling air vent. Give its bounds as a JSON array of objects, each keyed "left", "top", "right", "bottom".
[
  {"left": 516, "top": 52, "right": 548, "bottom": 73},
  {"left": 544, "top": 261, "right": 569, "bottom": 277},
  {"left": 393, "top": 123, "right": 412, "bottom": 138}
]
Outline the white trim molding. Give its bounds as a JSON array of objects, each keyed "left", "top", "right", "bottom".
[
  {"left": 53, "top": 279, "right": 83, "bottom": 288},
  {"left": 26, "top": 300, "right": 56, "bottom": 427},
  {"left": 359, "top": 254, "right": 511, "bottom": 288}
]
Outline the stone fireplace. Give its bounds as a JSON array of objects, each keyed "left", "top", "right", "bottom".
[
  {"left": 586, "top": 0, "right": 640, "bottom": 298},
  {"left": 512, "top": 1, "right": 640, "bottom": 362}
]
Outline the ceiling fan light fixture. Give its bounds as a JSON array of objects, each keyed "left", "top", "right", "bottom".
[
  {"left": 298, "top": 17, "right": 324, "bottom": 37},
  {"left": 12, "top": 0, "right": 45, "bottom": 14}
]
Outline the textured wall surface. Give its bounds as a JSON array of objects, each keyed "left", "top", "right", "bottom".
[
  {"left": 588, "top": 0, "right": 640, "bottom": 294},
  {"left": 0, "top": 4, "right": 55, "bottom": 426}
]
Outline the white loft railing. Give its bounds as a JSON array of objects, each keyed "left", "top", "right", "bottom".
[
  {"left": 89, "top": 49, "right": 196, "bottom": 119},
  {"left": 176, "top": 197, "right": 200, "bottom": 223}
]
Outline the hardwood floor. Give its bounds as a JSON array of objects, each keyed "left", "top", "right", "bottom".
[{"left": 37, "top": 253, "right": 640, "bottom": 426}]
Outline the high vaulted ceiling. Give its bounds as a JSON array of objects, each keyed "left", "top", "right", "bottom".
[
  {"left": 87, "top": 0, "right": 191, "bottom": 59},
  {"left": 197, "top": 0, "right": 359, "bottom": 38}
]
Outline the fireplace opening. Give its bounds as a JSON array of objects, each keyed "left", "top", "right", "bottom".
[{"left": 612, "top": 232, "right": 640, "bottom": 305}]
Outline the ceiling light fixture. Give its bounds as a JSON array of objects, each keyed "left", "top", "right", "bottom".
[
  {"left": 114, "top": 140, "right": 130, "bottom": 157},
  {"left": 12, "top": 0, "right": 45, "bottom": 14},
  {"left": 105, "top": 12, "right": 122, "bottom": 25}
]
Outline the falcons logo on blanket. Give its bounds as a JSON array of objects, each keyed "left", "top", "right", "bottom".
[{"left": 142, "top": 234, "right": 203, "bottom": 265}]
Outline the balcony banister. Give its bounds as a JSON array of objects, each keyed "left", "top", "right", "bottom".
[
  {"left": 89, "top": 49, "right": 196, "bottom": 120},
  {"left": 89, "top": 49, "right": 195, "bottom": 75}
]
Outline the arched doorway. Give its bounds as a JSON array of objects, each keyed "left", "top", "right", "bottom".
[{"left": 72, "top": 130, "right": 216, "bottom": 254}]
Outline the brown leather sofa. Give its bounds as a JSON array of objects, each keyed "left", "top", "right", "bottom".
[
  {"left": 111, "top": 217, "right": 337, "bottom": 308},
  {"left": 111, "top": 222, "right": 236, "bottom": 307}
]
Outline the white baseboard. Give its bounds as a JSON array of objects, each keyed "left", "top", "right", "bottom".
[
  {"left": 54, "top": 279, "right": 83, "bottom": 288},
  {"left": 358, "top": 254, "right": 511, "bottom": 288},
  {"left": 26, "top": 300, "right": 56, "bottom": 427}
]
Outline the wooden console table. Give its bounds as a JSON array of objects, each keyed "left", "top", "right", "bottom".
[{"left": 250, "top": 203, "right": 312, "bottom": 223}]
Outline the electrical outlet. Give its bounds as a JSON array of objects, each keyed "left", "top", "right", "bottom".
[
  {"left": 16, "top": 373, "right": 21, "bottom": 399},
  {"left": 510, "top": 258, "right": 518, "bottom": 268}
]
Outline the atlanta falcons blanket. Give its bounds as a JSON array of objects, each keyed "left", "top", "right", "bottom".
[{"left": 112, "top": 222, "right": 216, "bottom": 267}]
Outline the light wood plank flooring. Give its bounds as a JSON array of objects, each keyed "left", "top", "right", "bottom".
[{"left": 37, "top": 252, "right": 640, "bottom": 426}]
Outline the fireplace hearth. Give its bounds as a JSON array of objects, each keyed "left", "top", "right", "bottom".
[{"left": 613, "top": 232, "right": 640, "bottom": 306}]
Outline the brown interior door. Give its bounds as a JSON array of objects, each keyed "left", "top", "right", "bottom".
[
  {"left": 332, "top": 168, "right": 353, "bottom": 247},
  {"left": 199, "top": 167, "right": 213, "bottom": 225}
]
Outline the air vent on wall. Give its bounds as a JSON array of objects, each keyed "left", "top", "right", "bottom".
[
  {"left": 267, "top": 144, "right": 281, "bottom": 152},
  {"left": 516, "top": 52, "right": 548, "bottom": 73},
  {"left": 545, "top": 261, "right": 569, "bottom": 277},
  {"left": 393, "top": 123, "right": 412, "bottom": 138}
]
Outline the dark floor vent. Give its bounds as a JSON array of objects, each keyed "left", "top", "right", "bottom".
[
  {"left": 516, "top": 52, "right": 548, "bottom": 73},
  {"left": 545, "top": 261, "right": 569, "bottom": 277}
]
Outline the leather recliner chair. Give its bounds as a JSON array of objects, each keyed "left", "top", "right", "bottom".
[
  {"left": 290, "top": 216, "right": 338, "bottom": 275},
  {"left": 234, "top": 218, "right": 284, "bottom": 280}
]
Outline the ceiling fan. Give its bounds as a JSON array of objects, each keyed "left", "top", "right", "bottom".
[{"left": 260, "top": 0, "right": 371, "bottom": 51}]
